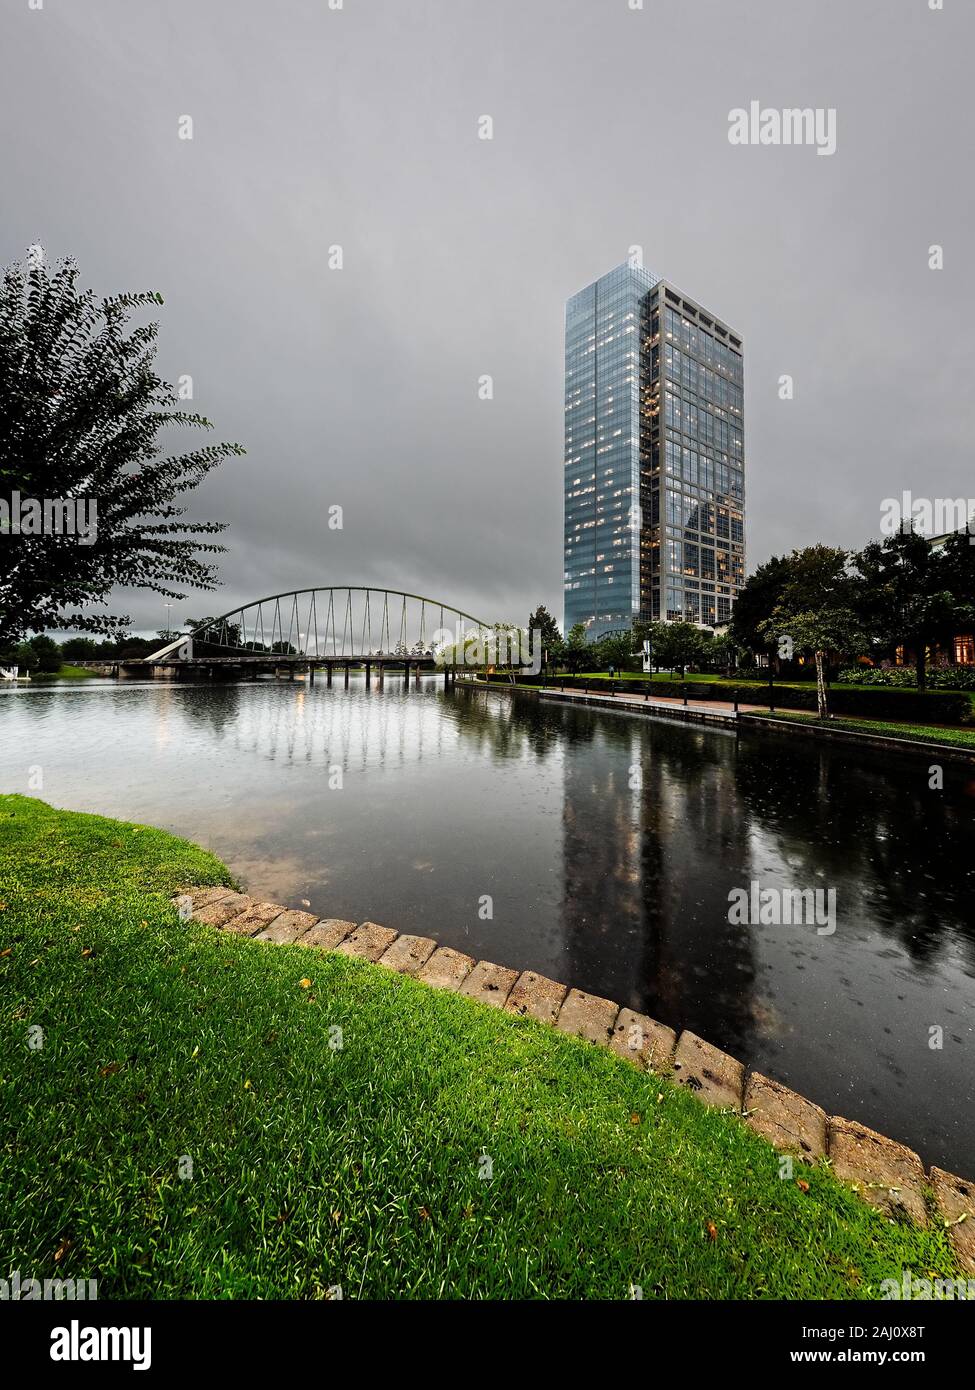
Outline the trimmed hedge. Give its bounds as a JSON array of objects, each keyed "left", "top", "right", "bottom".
[
  {"left": 838, "top": 666, "right": 975, "bottom": 692},
  {"left": 484, "top": 673, "right": 972, "bottom": 726}
]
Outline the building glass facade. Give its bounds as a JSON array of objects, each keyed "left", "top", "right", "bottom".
[{"left": 563, "top": 263, "right": 745, "bottom": 638}]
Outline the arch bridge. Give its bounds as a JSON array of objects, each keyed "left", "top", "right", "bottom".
[{"left": 137, "top": 586, "right": 503, "bottom": 684}]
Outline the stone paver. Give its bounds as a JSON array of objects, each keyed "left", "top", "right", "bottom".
[
  {"left": 222, "top": 900, "right": 288, "bottom": 937},
  {"left": 174, "top": 886, "right": 975, "bottom": 1232},
  {"left": 828, "top": 1117, "right": 928, "bottom": 1226},
  {"left": 504, "top": 970, "right": 568, "bottom": 1024},
  {"left": 254, "top": 909, "right": 320, "bottom": 944},
  {"left": 556, "top": 988, "right": 619, "bottom": 1045},
  {"left": 672, "top": 1031, "right": 745, "bottom": 1110},
  {"left": 335, "top": 921, "right": 399, "bottom": 962},
  {"left": 930, "top": 1167, "right": 975, "bottom": 1274},
  {"left": 609, "top": 1008, "right": 676, "bottom": 1072},
  {"left": 179, "top": 886, "right": 235, "bottom": 910},
  {"left": 743, "top": 1072, "right": 827, "bottom": 1161},
  {"left": 192, "top": 891, "right": 254, "bottom": 927},
  {"left": 418, "top": 946, "right": 475, "bottom": 992},
  {"left": 298, "top": 918, "right": 357, "bottom": 950},
  {"left": 378, "top": 934, "right": 437, "bottom": 975},
  {"left": 460, "top": 960, "right": 519, "bottom": 1008}
]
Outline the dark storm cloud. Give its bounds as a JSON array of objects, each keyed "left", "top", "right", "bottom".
[{"left": 2, "top": 0, "right": 972, "bottom": 635}]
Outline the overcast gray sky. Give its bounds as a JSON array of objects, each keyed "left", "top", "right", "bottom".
[{"left": 2, "top": 0, "right": 972, "bottom": 634}]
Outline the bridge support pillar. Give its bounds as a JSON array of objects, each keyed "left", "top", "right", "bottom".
[
  {"left": 308, "top": 665, "right": 315, "bottom": 686},
  {"left": 378, "top": 665, "right": 384, "bottom": 688},
  {"left": 344, "top": 663, "right": 350, "bottom": 688},
  {"left": 365, "top": 662, "right": 371, "bottom": 687},
  {"left": 326, "top": 664, "right": 333, "bottom": 687},
  {"left": 404, "top": 661, "right": 410, "bottom": 685}
]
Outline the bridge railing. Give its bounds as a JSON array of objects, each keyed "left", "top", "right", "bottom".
[{"left": 143, "top": 587, "right": 499, "bottom": 664}]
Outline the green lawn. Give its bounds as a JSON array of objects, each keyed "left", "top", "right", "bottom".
[
  {"left": 752, "top": 710, "right": 975, "bottom": 750},
  {"left": 0, "top": 795, "right": 959, "bottom": 1299},
  {"left": 572, "top": 670, "right": 975, "bottom": 696},
  {"left": 30, "top": 664, "right": 101, "bottom": 682}
]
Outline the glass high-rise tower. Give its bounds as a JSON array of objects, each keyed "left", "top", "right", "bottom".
[{"left": 563, "top": 262, "right": 745, "bottom": 639}]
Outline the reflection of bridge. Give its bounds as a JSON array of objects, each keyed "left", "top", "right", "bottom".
[{"left": 132, "top": 587, "right": 498, "bottom": 683}]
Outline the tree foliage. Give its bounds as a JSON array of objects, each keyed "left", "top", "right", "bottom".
[
  {"left": 759, "top": 546, "right": 867, "bottom": 717},
  {"left": 0, "top": 252, "right": 244, "bottom": 644},
  {"left": 729, "top": 554, "right": 793, "bottom": 658},
  {"left": 644, "top": 620, "right": 710, "bottom": 677},
  {"left": 852, "top": 527, "right": 975, "bottom": 690}
]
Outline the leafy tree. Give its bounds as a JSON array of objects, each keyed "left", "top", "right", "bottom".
[
  {"left": 761, "top": 547, "right": 867, "bottom": 717},
  {"left": 853, "top": 528, "right": 973, "bottom": 690},
  {"left": 12, "top": 640, "right": 38, "bottom": 673},
  {"left": 592, "top": 631, "right": 633, "bottom": 672},
  {"left": 646, "top": 620, "right": 709, "bottom": 677},
  {"left": 29, "top": 633, "right": 62, "bottom": 672},
  {"left": 0, "top": 251, "right": 244, "bottom": 646},
  {"left": 708, "top": 632, "right": 738, "bottom": 675},
  {"left": 527, "top": 604, "right": 561, "bottom": 646},
  {"left": 526, "top": 606, "right": 563, "bottom": 672},
  {"left": 0, "top": 634, "right": 61, "bottom": 673},
  {"left": 60, "top": 636, "right": 99, "bottom": 660},
  {"left": 563, "top": 622, "right": 590, "bottom": 674},
  {"left": 938, "top": 528, "right": 975, "bottom": 611},
  {"left": 730, "top": 554, "right": 793, "bottom": 661}
]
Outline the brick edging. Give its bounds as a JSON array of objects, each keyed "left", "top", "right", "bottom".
[{"left": 176, "top": 885, "right": 975, "bottom": 1274}]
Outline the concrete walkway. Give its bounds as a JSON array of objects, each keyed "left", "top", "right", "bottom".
[{"left": 459, "top": 678, "right": 765, "bottom": 727}]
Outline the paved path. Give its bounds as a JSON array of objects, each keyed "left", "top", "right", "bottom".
[{"left": 460, "top": 679, "right": 767, "bottom": 725}]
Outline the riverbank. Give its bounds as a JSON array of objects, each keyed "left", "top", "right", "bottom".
[
  {"left": 0, "top": 795, "right": 965, "bottom": 1298},
  {"left": 461, "top": 677, "right": 975, "bottom": 756}
]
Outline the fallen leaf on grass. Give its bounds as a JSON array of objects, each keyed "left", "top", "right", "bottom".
[
  {"left": 54, "top": 1238, "right": 72, "bottom": 1263},
  {"left": 706, "top": 1222, "right": 718, "bottom": 1242}
]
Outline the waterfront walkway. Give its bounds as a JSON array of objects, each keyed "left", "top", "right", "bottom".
[{"left": 457, "top": 677, "right": 766, "bottom": 727}]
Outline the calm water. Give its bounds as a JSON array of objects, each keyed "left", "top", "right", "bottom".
[{"left": 1, "top": 676, "right": 973, "bottom": 1173}]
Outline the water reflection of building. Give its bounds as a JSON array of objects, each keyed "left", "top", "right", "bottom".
[{"left": 558, "top": 713, "right": 759, "bottom": 1059}]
